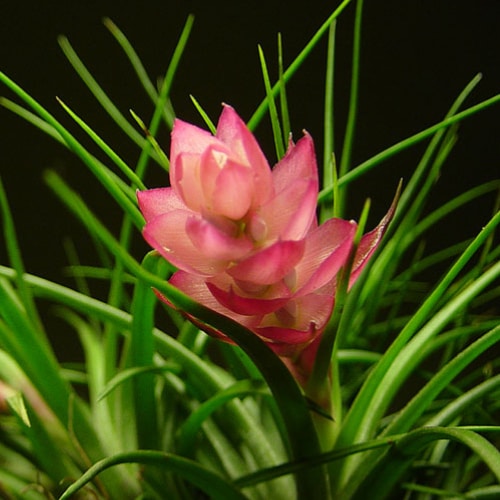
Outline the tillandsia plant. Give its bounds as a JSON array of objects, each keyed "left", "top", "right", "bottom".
[{"left": 0, "top": 1, "right": 499, "bottom": 499}]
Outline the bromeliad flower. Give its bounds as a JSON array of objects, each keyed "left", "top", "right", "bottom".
[
  {"left": 138, "top": 105, "right": 396, "bottom": 383},
  {"left": 138, "top": 104, "right": 319, "bottom": 277}
]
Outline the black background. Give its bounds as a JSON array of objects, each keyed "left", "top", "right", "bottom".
[{"left": 0, "top": 1, "right": 498, "bottom": 309}]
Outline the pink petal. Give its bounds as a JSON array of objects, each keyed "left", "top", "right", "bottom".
[
  {"left": 143, "top": 211, "right": 231, "bottom": 275},
  {"left": 272, "top": 132, "right": 318, "bottom": 194},
  {"left": 261, "top": 178, "right": 318, "bottom": 241},
  {"left": 349, "top": 192, "right": 399, "bottom": 286},
  {"left": 168, "top": 271, "right": 262, "bottom": 331},
  {"left": 155, "top": 273, "right": 232, "bottom": 342},
  {"left": 170, "top": 119, "right": 223, "bottom": 183},
  {"left": 137, "top": 188, "right": 186, "bottom": 222},
  {"left": 206, "top": 276, "right": 291, "bottom": 316},
  {"left": 228, "top": 239, "right": 305, "bottom": 285},
  {"left": 296, "top": 218, "right": 357, "bottom": 294},
  {"left": 212, "top": 160, "right": 254, "bottom": 219},
  {"left": 254, "top": 134, "right": 319, "bottom": 241},
  {"left": 207, "top": 282, "right": 290, "bottom": 316},
  {"left": 255, "top": 325, "right": 315, "bottom": 345},
  {"left": 197, "top": 144, "right": 247, "bottom": 208},
  {"left": 170, "top": 271, "right": 227, "bottom": 312},
  {"left": 172, "top": 152, "right": 205, "bottom": 212},
  {"left": 185, "top": 217, "right": 253, "bottom": 263},
  {"left": 259, "top": 292, "right": 333, "bottom": 331},
  {"left": 216, "top": 105, "right": 273, "bottom": 205}
]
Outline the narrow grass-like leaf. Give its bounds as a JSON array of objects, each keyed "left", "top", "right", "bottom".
[
  {"left": 177, "top": 380, "right": 270, "bottom": 456},
  {"left": 129, "top": 108, "right": 170, "bottom": 171},
  {"left": 341, "top": 327, "right": 500, "bottom": 495},
  {"left": 6, "top": 391, "right": 30, "bottom": 427},
  {"left": 0, "top": 70, "right": 143, "bottom": 228},
  {"left": 59, "top": 450, "right": 247, "bottom": 500},
  {"left": 97, "top": 364, "right": 181, "bottom": 402},
  {"left": 58, "top": 35, "right": 153, "bottom": 153},
  {"left": 258, "top": 45, "right": 285, "bottom": 159},
  {"left": 14, "top": 398, "right": 80, "bottom": 484},
  {"left": 0, "top": 96, "right": 62, "bottom": 142},
  {"left": 400, "top": 482, "right": 469, "bottom": 498},
  {"left": 0, "top": 178, "right": 43, "bottom": 334},
  {"left": 425, "top": 374, "right": 500, "bottom": 428},
  {"left": 463, "top": 486, "right": 500, "bottom": 498},
  {"left": 190, "top": 94, "right": 217, "bottom": 134},
  {"left": 404, "top": 180, "right": 500, "bottom": 247},
  {"left": 362, "top": 257, "right": 499, "bottom": 424},
  {"left": 63, "top": 264, "right": 135, "bottom": 284},
  {"left": 0, "top": 466, "right": 51, "bottom": 500},
  {"left": 0, "top": 283, "right": 134, "bottom": 492},
  {"left": 382, "top": 73, "right": 482, "bottom": 243},
  {"left": 56, "top": 97, "right": 146, "bottom": 189},
  {"left": 318, "top": 92, "right": 500, "bottom": 202},
  {"left": 1, "top": 96, "right": 138, "bottom": 206},
  {"left": 277, "top": 33, "right": 291, "bottom": 143},
  {"left": 57, "top": 308, "right": 125, "bottom": 455},
  {"left": 248, "top": 0, "right": 353, "bottom": 130},
  {"left": 334, "top": 210, "right": 500, "bottom": 487},
  {"left": 234, "top": 436, "right": 396, "bottom": 488},
  {"left": 129, "top": 252, "right": 170, "bottom": 450},
  {"left": 339, "top": 259, "right": 500, "bottom": 491},
  {"left": 321, "top": 20, "right": 336, "bottom": 221},
  {"left": 337, "top": 0, "right": 363, "bottom": 216},
  {"left": 103, "top": 17, "right": 175, "bottom": 127},
  {"left": 0, "top": 278, "right": 297, "bottom": 496},
  {"left": 347, "top": 427, "right": 500, "bottom": 500},
  {"left": 0, "top": 280, "right": 70, "bottom": 421},
  {"left": 308, "top": 199, "right": 371, "bottom": 404},
  {"left": 134, "top": 14, "right": 194, "bottom": 179},
  {"left": 0, "top": 265, "right": 229, "bottom": 399}
]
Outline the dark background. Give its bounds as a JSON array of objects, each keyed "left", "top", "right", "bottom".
[{"left": 0, "top": 0, "right": 498, "bottom": 294}]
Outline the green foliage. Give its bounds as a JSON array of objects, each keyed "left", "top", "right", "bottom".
[{"left": 0, "top": 3, "right": 499, "bottom": 499}]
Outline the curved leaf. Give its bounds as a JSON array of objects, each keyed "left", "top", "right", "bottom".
[
  {"left": 59, "top": 451, "right": 247, "bottom": 500},
  {"left": 177, "top": 379, "right": 270, "bottom": 455},
  {"left": 347, "top": 427, "right": 500, "bottom": 500}
]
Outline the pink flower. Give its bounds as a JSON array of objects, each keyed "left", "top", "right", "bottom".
[
  {"left": 138, "top": 105, "right": 396, "bottom": 383},
  {"left": 138, "top": 104, "right": 318, "bottom": 277}
]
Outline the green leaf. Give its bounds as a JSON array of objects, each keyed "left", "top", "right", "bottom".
[
  {"left": 97, "top": 364, "right": 180, "bottom": 402},
  {"left": 0, "top": 70, "right": 144, "bottom": 228},
  {"left": 128, "top": 253, "right": 171, "bottom": 450},
  {"left": 103, "top": 17, "right": 176, "bottom": 127},
  {"left": 58, "top": 451, "right": 248, "bottom": 500},
  {"left": 57, "top": 34, "right": 155, "bottom": 153},
  {"left": 190, "top": 94, "right": 217, "bottom": 134},
  {"left": 258, "top": 44, "right": 285, "bottom": 159},
  {"left": 337, "top": 0, "right": 364, "bottom": 217},
  {"left": 0, "top": 177, "right": 43, "bottom": 334},
  {"left": 318, "top": 91, "right": 500, "bottom": 202},
  {"left": 333, "top": 211, "right": 500, "bottom": 489},
  {"left": 347, "top": 427, "right": 500, "bottom": 500},
  {"left": 425, "top": 373, "right": 500, "bottom": 428},
  {"left": 277, "top": 33, "right": 291, "bottom": 143},
  {"left": 134, "top": 14, "right": 194, "bottom": 179},
  {"left": 56, "top": 97, "right": 146, "bottom": 189},
  {"left": 6, "top": 391, "right": 30, "bottom": 427},
  {"left": 248, "top": 0, "right": 353, "bottom": 130},
  {"left": 176, "top": 379, "right": 270, "bottom": 455},
  {"left": 321, "top": 19, "right": 337, "bottom": 221}
]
